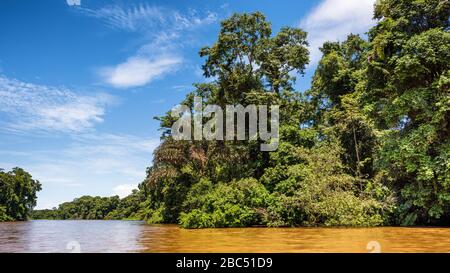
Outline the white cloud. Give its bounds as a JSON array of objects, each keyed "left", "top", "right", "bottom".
[
  {"left": 86, "top": 4, "right": 217, "bottom": 88},
  {"left": 172, "top": 85, "right": 192, "bottom": 92},
  {"left": 112, "top": 183, "right": 138, "bottom": 198},
  {"left": 1, "top": 133, "right": 160, "bottom": 209},
  {"left": 66, "top": 133, "right": 160, "bottom": 163},
  {"left": 66, "top": 0, "right": 81, "bottom": 7},
  {"left": 172, "top": 10, "right": 217, "bottom": 30},
  {"left": 82, "top": 4, "right": 165, "bottom": 32},
  {"left": 300, "top": 0, "right": 377, "bottom": 64},
  {"left": 99, "top": 56, "right": 182, "bottom": 89},
  {"left": 82, "top": 4, "right": 217, "bottom": 33},
  {"left": 0, "top": 75, "right": 113, "bottom": 133},
  {"left": 53, "top": 133, "right": 157, "bottom": 182}
]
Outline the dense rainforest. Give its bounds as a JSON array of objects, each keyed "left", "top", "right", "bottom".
[
  {"left": 16, "top": 0, "right": 450, "bottom": 227},
  {"left": 31, "top": 190, "right": 145, "bottom": 220}
]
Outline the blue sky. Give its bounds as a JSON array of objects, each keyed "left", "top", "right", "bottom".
[{"left": 0, "top": 0, "right": 376, "bottom": 209}]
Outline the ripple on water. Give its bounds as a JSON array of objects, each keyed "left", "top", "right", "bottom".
[{"left": 0, "top": 221, "right": 449, "bottom": 253}]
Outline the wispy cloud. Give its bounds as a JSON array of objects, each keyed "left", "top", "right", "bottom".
[
  {"left": 81, "top": 4, "right": 217, "bottom": 33},
  {"left": 32, "top": 134, "right": 157, "bottom": 187},
  {"left": 300, "top": 0, "right": 376, "bottom": 64},
  {"left": 1, "top": 133, "right": 159, "bottom": 209},
  {"left": 172, "top": 84, "right": 192, "bottom": 92},
  {"left": 66, "top": 133, "right": 159, "bottom": 161},
  {"left": 0, "top": 75, "right": 114, "bottom": 134},
  {"left": 81, "top": 4, "right": 166, "bottom": 32},
  {"left": 85, "top": 4, "right": 218, "bottom": 89},
  {"left": 99, "top": 55, "right": 182, "bottom": 88}
]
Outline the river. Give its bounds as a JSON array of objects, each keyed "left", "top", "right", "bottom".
[{"left": 0, "top": 220, "right": 449, "bottom": 253}]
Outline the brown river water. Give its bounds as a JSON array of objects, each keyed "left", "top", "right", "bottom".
[{"left": 0, "top": 220, "right": 449, "bottom": 253}]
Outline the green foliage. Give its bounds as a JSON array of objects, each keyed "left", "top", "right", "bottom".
[
  {"left": 0, "top": 168, "right": 41, "bottom": 221},
  {"left": 56, "top": 196, "right": 120, "bottom": 220},
  {"left": 30, "top": 209, "right": 59, "bottom": 220},
  {"left": 0, "top": 206, "right": 14, "bottom": 221},
  {"left": 32, "top": 190, "right": 147, "bottom": 221},
  {"left": 366, "top": 0, "right": 450, "bottom": 225},
  {"left": 146, "top": 10, "right": 393, "bottom": 228},
  {"left": 179, "top": 178, "right": 270, "bottom": 228},
  {"left": 105, "top": 189, "right": 146, "bottom": 220},
  {"left": 262, "top": 139, "right": 388, "bottom": 227}
]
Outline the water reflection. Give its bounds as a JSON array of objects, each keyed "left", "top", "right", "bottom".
[
  {"left": 0, "top": 220, "right": 144, "bottom": 253},
  {"left": 0, "top": 220, "right": 449, "bottom": 253}
]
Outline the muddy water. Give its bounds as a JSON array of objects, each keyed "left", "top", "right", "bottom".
[{"left": 0, "top": 220, "right": 449, "bottom": 253}]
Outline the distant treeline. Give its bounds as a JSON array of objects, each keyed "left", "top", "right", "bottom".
[{"left": 31, "top": 189, "right": 145, "bottom": 220}]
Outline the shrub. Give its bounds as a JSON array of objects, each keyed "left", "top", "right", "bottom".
[{"left": 179, "top": 178, "right": 271, "bottom": 228}]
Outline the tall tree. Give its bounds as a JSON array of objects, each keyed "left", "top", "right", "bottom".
[
  {"left": 366, "top": 0, "right": 450, "bottom": 225},
  {"left": 0, "top": 168, "right": 41, "bottom": 221}
]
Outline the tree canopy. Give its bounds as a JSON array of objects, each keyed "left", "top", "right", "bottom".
[
  {"left": 0, "top": 168, "right": 41, "bottom": 221},
  {"left": 141, "top": 1, "right": 449, "bottom": 228}
]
